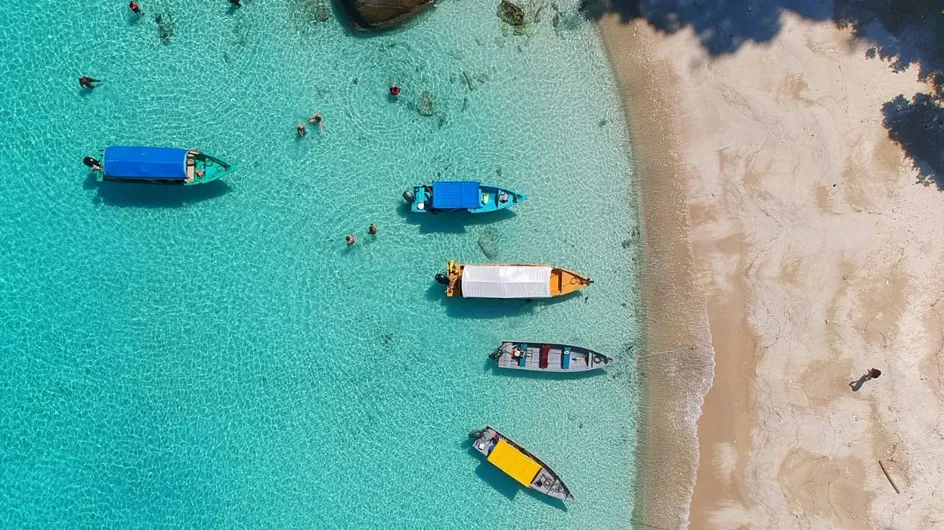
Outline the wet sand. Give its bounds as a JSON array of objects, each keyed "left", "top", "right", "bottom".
[{"left": 600, "top": 11, "right": 944, "bottom": 530}]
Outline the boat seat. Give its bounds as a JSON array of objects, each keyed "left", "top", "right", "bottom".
[
  {"left": 518, "top": 344, "right": 528, "bottom": 367},
  {"left": 481, "top": 193, "right": 490, "bottom": 204}
]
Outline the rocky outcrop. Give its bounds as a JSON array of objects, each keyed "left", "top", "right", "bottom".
[
  {"left": 339, "top": 0, "right": 436, "bottom": 31},
  {"left": 497, "top": 0, "right": 524, "bottom": 26}
]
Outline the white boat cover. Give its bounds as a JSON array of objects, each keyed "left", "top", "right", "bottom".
[{"left": 461, "top": 265, "right": 552, "bottom": 298}]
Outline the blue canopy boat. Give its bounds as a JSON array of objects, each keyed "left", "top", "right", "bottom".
[
  {"left": 93, "top": 146, "right": 236, "bottom": 185},
  {"left": 402, "top": 181, "right": 526, "bottom": 214}
]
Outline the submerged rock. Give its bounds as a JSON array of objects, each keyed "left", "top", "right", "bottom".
[
  {"left": 313, "top": 0, "right": 332, "bottom": 22},
  {"left": 339, "top": 0, "right": 436, "bottom": 31},
  {"left": 477, "top": 229, "right": 499, "bottom": 259},
  {"left": 418, "top": 91, "right": 434, "bottom": 116},
  {"left": 155, "top": 12, "right": 175, "bottom": 45},
  {"left": 498, "top": 0, "right": 524, "bottom": 26}
]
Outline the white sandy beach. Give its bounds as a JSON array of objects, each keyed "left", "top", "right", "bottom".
[{"left": 601, "top": 9, "right": 944, "bottom": 530}]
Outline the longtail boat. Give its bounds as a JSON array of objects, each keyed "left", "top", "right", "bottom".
[
  {"left": 490, "top": 341, "right": 615, "bottom": 373},
  {"left": 402, "top": 181, "right": 526, "bottom": 214},
  {"left": 92, "top": 146, "right": 236, "bottom": 185},
  {"left": 469, "top": 426, "right": 575, "bottom": 502},
  {"left": 435, "top": 260, "right": 591, "bottom": 298}
]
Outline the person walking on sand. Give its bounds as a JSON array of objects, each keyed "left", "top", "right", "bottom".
[
  {"left": 129, "top": 1, "right": 142, "bottom": 14},
  {"left": 346, "top": 233, "right": 356, "bottom": 246},
  {"left": 850, "top": 367, "right": 882, "bottom": 391},
  {"left": 296, "top": 123, "right": 307, "bottom": 138},
  {"left": 368, "top": 223, "right": 377, "bottom": 235},
  {"left": 79, "top": 76, "right": 102, "bottom": 89}
]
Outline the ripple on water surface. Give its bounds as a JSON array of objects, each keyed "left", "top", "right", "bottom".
[{"left": 0, "top": 0, "right": 642, "bottom": 527}]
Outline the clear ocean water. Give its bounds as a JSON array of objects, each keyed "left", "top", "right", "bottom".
[{"left": 0, "top": 0, "right": 641, "bottom": 527}]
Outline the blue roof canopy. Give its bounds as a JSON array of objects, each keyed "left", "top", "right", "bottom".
[
  {"left": 432, "top": 181, "right": 480, "bottom": 209},
  {"left": 103, "top": 146, "right": 190, "bottom": 180}
]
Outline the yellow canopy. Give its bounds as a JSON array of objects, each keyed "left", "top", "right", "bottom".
[{"left": 487, "top": 439, "right": 541, "bottom": 487}]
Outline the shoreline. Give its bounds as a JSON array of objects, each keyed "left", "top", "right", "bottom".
[
  {"left": 599, "top": 10, "right": 944, "bottom": 530},
  {"left": 597, "top": 17, "right": 715, "bottom": 529}
]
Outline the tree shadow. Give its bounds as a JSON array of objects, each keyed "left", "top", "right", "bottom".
[
  {"left": 579, "top": 0, "right": 831, "bottom": 55},
  {"left": 580, "top": 0, "right": 944, "bottom": 186},
  {"left": 90, "top": 179, "right": 233, "bottom": 208},
  {"left": 881, "top": 93, "right": 944, "bottom": 188}
]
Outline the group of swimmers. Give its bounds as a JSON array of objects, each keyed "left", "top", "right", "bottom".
[
  {"left": 295, "top": 84, "right": 401, "bottom": 138},
  {"left": 346, "top": 224, "right": 378, "bottom": 246}
]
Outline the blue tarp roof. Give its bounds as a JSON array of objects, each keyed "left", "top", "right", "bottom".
[
  {"left": 103, "top": 146, "right": 189, "bottom": 180},
  {"left": 432, "top": 181, "right": 480, "bottom": 209}
]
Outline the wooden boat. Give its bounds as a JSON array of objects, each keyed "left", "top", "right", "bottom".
[
  {"left": 95, "top": 146, "right": 236, "bottom": 185},
  {"left": 403, "top": 181, "right": 526, "bottom": 214},
  {"left": 469, "top": 426, "right": 575, "bottom": 502},
  {"left": 490, "top": 341, "right": 615, "bottom": 373},
  {"left": 435, "top": 260, "right": 591, "bottom": 298}
]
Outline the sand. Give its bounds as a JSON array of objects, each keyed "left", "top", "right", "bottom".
[{"left": 599, "top": 10, "right": 944, "bottom": 530}]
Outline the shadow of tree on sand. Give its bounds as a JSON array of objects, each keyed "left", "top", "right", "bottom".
[
  {"left": 578, "top": 0, "right": 832, "bottom": 55},
  {"left": 580, "top": 0, "right": 944, "bottom": 188},
  {"left": 882, "top": 93, "right": 944, "bottom": 187},
  {"left": 836, "top": 0, "right": 944, "bottom": 189}
]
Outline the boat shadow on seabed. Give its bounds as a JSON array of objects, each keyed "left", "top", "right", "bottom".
[
  {"left": 468, "top": 458, "right": 569, "bottom": 511},
  {"left": 84, "top": 171, "right": 232, "bottom": 208},
  {"left": 397, "top": 202, "right": 519, "bottom": 234},
  {"left": 425, "top": 282, "right": 585, "bottom": 320}
]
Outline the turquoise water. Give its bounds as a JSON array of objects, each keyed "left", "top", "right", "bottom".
[{"left": 0, "top": 0, "right": 641, "bottom": 527}]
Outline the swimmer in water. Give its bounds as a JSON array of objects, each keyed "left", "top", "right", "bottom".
[{"left": 308, "top": 113, "right": 324, "bottom": 134}]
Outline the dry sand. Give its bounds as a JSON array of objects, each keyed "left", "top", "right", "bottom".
[{"left": 600, "top": 10, "right": 944, "bottom": 530}]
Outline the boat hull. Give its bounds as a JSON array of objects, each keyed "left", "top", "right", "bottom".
[
  {"left": 492, "top": 341, "right": 615, "bottom": 373},
  {"left": 408, "top": 183, "right": 525, "bottom": 213},
  {"left": 442, "top": 260, "right": 592, "bottom": 298},
  {"left": 97, "top": 151, "right": 236, "bottom": 185},
  {"left": 469, "top": 426, "right": 575, "bottom": 502}
]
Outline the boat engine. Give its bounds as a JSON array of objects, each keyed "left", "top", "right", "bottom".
[
  {"left": 402, "top": 189, "right": 415, "bottom": 203},
  {"left": 468, "top": 430, "right": 483, "bottom": 439},
  {"left": 434, "top": 273, "right": 449, "bottom": 285}
]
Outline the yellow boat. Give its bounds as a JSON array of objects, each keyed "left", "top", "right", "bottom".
[
  {"left": 469, "top": 426, "right": 575, "bottom": 502},
  {"left": 434, "top": 260, "right": 592, "bottom": 298}
]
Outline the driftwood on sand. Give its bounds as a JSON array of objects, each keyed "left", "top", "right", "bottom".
[{"left": 878, "top": 460, "right": 901, "bottom": 494}]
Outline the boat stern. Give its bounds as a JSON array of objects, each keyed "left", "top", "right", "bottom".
[{"left": 407, "top": 185, "right": 431, "bottom": 213}]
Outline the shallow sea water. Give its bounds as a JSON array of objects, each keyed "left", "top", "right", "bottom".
[{"left": 0, "top": 0, "right": 641, "bottom": 527}]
